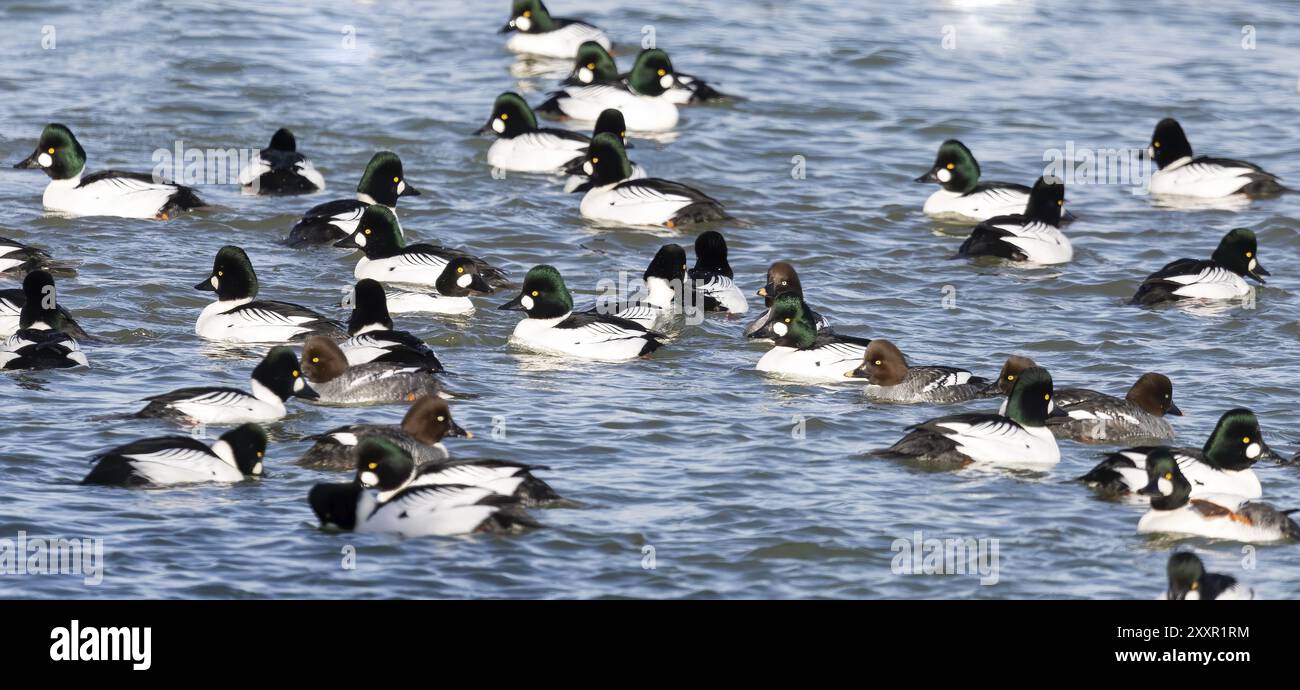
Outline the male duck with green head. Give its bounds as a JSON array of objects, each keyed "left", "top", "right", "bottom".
[
  {"left": 286, "top": 151, "right": 420, "bottom": 247},
  {"left": 499, "top": 265, "right": 665, "bottom": 362},
  {"left": 500, "top": 0, "right": 609, "bottom": 59},
  {"left": 536, "top": 49, "right": 681, "bottom": 131},
  {"left": 746, "top": 294, "right": 872, "bottom": 383},
  {"left": 15, "top": 123, "right": 204, "bottom": 220},
  {"left": 557, "top": 41, "right": 734, "bottom": 105}
]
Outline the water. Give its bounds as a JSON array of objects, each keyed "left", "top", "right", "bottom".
[{"left": 1, "top": 0, "right": 1298, "bottom": 599}]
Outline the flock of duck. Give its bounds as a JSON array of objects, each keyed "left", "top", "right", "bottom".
[{"left": 3, "top": 1, "right": 1297, "bottom": 598}]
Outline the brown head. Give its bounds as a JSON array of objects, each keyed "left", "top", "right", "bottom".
[
  {"left": 400, "top": 396, "right": 472, "bottom": 445},
  {"left": 756, "top": 261, "right": 804, "bottom": 307},
  {"left": 301, "top": 336, "right": 349, "bottom": 384},
  {"left": 1126, "top": 373, "right": 1182, "bottom": 417},
  {"left": 995, "top": 355, "right": 1038, "bottom": 395},
  {"left": 847, "top": 339, "right": 909, "bottom": 384}
]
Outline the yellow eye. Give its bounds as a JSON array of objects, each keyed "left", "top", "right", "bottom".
[
  {"left": 522, "top": 10, "right": 531, "bottom": 17},
  {"left": 1242, "top": 436, "right": 1251, "bottom": 444},
  {"left": 292, "top": 370, "right": 300, "bottom": 378},
  {"left": 217, "top": 270, "right": 223, "bottom": 277},
  {"left": 1190, "top": 581, "right": 1199, "bottom": 590},
  {"left": 620, "top": 130, "right": 626, "bottom": 138},
  {"left": 874, "top": 360, "right": 882, "bottom": 365},
  {"left": 363, "top": 228, "right": 372, "bottom": 235},
  {"left": 501, "top": 113, "right": 508, "bottom": 120},
  {"left": 256, "top": 451, "right": 263, "bottom": 458},
  {"left": 530, "top": 290, "right": 539, "bottom": 297},
  {"left": 1044, "top": 393, "right": 1050, "bottom": 401},
  {"left": 1245, "top": 251, "right": 1253, "bottom": 258},
  {"left": 1164, "top": 472, "right": 1173, "bottom": 480},
  {"left": 436, "top": 416, "right": 445, "bottom": 422},
  {"left": 657, "top": 68, "right": 666, "bottom": 76},
  {"left": 1007, "top": 375, "right": 1015, "bottom": 381},
  {"left": 367, "top": 462, "right": 378, "bottom": 470},
  {"left": 457, "top": 266, "right": 464, "bottom": 274},
  {"left": 1057, "top": 200, "right": 1063, "bottom": 206},
  {"left": 592, "top": 157, "right": 599, "bottom": 164},
  {"left": 47, "top": 147, "right": 55, "bottom": 154},
  {"left": 586, "top": 63, "right": 595, "bottom": 70},
  {"left": 783, "top": 317, "right": 791, "bottom": 323},
  {"left": 1153, "top": 141, "right": 1160, "bottom": 148},
  {"left": 393, "top": 176, "right": 400, "bottom": 183},
  {"left": 945, "top": 163, "right": 954, "bottom": 170},
  {"left": 311, "top": 357, "right": 320, "bottom": 363}
]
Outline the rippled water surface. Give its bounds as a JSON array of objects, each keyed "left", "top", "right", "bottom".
[{"left": 1, "top": 0, "right": 1298, "bottom": 599}]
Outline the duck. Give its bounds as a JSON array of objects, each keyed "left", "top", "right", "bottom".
[
  {"left": 957, "top": 176, "right": 1073, "bottom": 265},
  {"left": 1130, "top": 228, "right": 1268, "bottom": 305},
  {"left": 14, "top": 123, "right": 203, "bottom": 219},
  {"left": 571, "top": 133, "right": 729, "bottom": 228},
  {"left": 339, "top": 279, "right": 445, "bottom": 369},
  {"left": 298, "top": 396, "right": 468, "bottom": 470},
  {"left": 590, "top": 243, "right": 688, "bottom": 331},
  {"left": 300, "top": 336, "right": 443, "bottom": 405},
  {"left": 476, "top": 92, "right": 590, "bottom": 173},
  {"left": 846, "top": 339, "right": 991, "bottom": 403},
  {"left": 353, "top": 430, "right": 563, "bottom": 507},
  {"left": 1159, "top": 552, "right": 1255, "bottom": 600},
  {"left": 285, "top": 151, "right": 419, "bottom": 247},
  {"left": 340, "top": 259, "right": 492, "bottom": 317},
  {"left": 874, "top": 366, "right": 1061, "bottom": 467},
  {"left": 500, "top": 265, "right": 665, "bottom": 362},
  {"left": 1046, "top": 373, "right": 1181, "bottom": 442},
  {"left": 237, "top": 128, "right": 325, "bottom": 196},
  {"left": 334, "top": 205, "right": 509, "bottom": 290},
  {"left": 743, "top": 261, "right": 830, "bottom": 338},
  {"left": 194, "top": 245, "right": 346, "bottom": 343},
  {"left": 82, "top": 424, "right": 266, "bottom": 487},
  {"left": 536, "top": 49, "right": 681, "bottom": 131},
  {"left": 563, "top": 108, "right": 647, "bottom": 193},
  {"left": 499, "top": 0, "right": 609, "bottom": 59},
  {"left": 0, "top": 271, "right": 89, "bottom": 370},
  {"left": 916, "top": 140, "right": 1073, "bottom": 223},
  {"left": 558, "top": 41, "right": 733, "bottom": 105},
  {"left": 1077, "top": 408, "right": 1277, "bottom": 500},
  {"left": 1146, "top": 118, "right": 1288, "bottom": 199},
  {"left": 1136, "top": 448, "right": 1299, "bottom": 543},
  {"left": 0, "top": 269, "right": 89, "bottom": 339},
  {"left": 688, "top": 231, "right": 748, "bottom": 315},
  {"left": 747, "top": 294, "right": 871, "bottom": 382},
  {"left": 989, "top": 356, "right": 1176, "bottom": 412},
  {"left": 0, "top": 237, "right": 51, "bottom": 275},
  {"left": 135, "top": 346, "right": 318, "bottom": 424}
]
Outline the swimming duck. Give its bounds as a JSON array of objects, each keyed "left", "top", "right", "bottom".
[{"left": 847, "top": 339, "right": 991, "bottom": 403}]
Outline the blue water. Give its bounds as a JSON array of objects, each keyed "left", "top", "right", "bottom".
[{"left": 0, "top": 0, "right": 1298, "bottom": 598}]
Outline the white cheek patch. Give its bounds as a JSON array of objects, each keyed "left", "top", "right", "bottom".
[
  {"left": 251, "top": 462, "right": 263, "bottom": 476},
  {"left": 1246, "top": 443, "right": 1262, "bottom": 459},
  {"left": 1248, "top": 258, "right": 1257, "bottom": 271},
  {"left": 1157, "top": 478, "right": 1173, "bottom": 495},
  {"left": 578, "top": 67, "right": 594, "bottom": 83},
  {"left": 210, "top": 276, "right": 219, "bottom": 289},
  {"left": 520, "top": 295, "right": 535, "bottom": 310},
  {"left": 354, "top": 233, "right": 367, "bottom": 248},
  {"left": 456, "top": 273, "right": 473, "bottom": 288},
  {"left": 936, "top": 168, "right": 952, "bottom": 183},
  {"left": 1047, "top": 399, "right": 1056, "bottom": 414},
  {"left": 491, "top": 118, "right": 505, "bottom": 134},
  {"left": 583, "top": 161, "right": 593, "bottom": 175},
  {"left": 360, "top": 471, "right": 379, "bottom": 487},
  {"left": 772, "top": 322, "right": 788, "bottom": 337},
  {"left": 515, "top": 15, "right": 531, "bottom": 31},
  {"left": 38, "top": 152, "right": 52, "bottom": 167},
  {"left": 293, "top": 377, "right": 305, "bottom": 392},
  {"left": 660, "top": 74, "right": 674, "bottom": 89},
  {"left": 397, "top": 181, "right": 406, "bottom": 195}
]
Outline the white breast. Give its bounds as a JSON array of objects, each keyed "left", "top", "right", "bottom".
[
  {"left": 509, "top": 314, "right": 652, "bottom": 362},
  {"left": 1149, "top": 159, "right": 1257, "bottom": 198},
  {"left": 756, "top": 342, "right": 866, "bottom": 383},
  {"left": 580, "top": 182, "right": 693, "bottom": 226},
  {"left": 505, "top": 23, "right": 609, "bottom": 59},
  {"left": 551, "top": 85, "right": 679, "bottom": 131},
  {"left": 42, "top": 175, "right": 180, "bottom": 219},
  {"left": 487, "top": 133, "right": 588, "bottom": 173}
]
